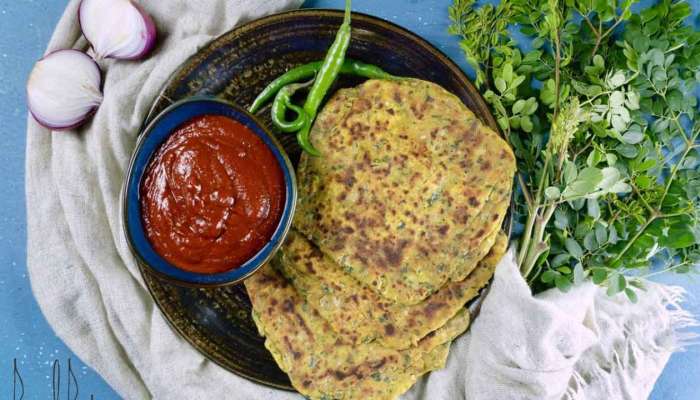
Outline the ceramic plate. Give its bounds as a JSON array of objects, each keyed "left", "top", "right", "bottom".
[{"left": 138, "top": 9, "right": 500, "bottom": 390}]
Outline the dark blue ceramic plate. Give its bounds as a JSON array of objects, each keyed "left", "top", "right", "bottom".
[
  {"left": 134, "top": 9, "right": 501, "bottom": 390},
  {"left": 123, "top": 98, "right": 296, "bottom": 287}
]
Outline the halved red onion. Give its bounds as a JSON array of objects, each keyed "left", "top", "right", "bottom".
[
  {"left": 79, "top": 0, "right": 157, "bottom": 60},
  {"left": 27, "top": 49, "right": 103, "bottom": 130}
]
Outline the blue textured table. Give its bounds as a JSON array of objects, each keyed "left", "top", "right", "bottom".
[{"left": 0, "top": 0, "right": 697, "bottom": 398}]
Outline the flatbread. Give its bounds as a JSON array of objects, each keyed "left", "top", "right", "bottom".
[
  {"left": 245, "top": 265, "right": 470, "bottom": 400},
  {"left": 274, "top": 230, "right": 507, "bottom": 349},
  {"left": 294, "top": 79, "right": 515, "bottom": 304}
]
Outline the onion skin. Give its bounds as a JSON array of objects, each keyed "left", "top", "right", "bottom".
[
  {"left": 126, "top": 2, "right": 157, "bottom": 60},
  {"left": 27, "top": 49, "right": 103, "bottom": 130},
  {"left": 78, "top": 0, "right": 157, "bottom": 60}
]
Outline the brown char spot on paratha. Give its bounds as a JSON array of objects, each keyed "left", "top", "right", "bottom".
[
  {"left": 384, "top": 324, "right": 396, "bottom": 336},
  {"left": 455, "top": 206, "right": 470, "bottom": 224},
  {"left": 281, "top": 299, "right": 294, "bottom": 313},
  {"left": 382, "top": 239, "right": 409, "bottom": 267},
  {"left": 353, "top": 98, "right": 372, "bottom": 112},
  {"left": 283, "top": 336, "right": 302, "bottom": 360},
  {"left": 423, "top": 302, "right": 446, "bottom": 318},
  {"left": 304, "top": 261, "right": 316, "bottom": 274},
  {"left": 336, "top": 167, "right": 356, "bottom": 187}
]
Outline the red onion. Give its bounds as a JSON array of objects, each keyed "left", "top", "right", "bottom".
[
  {"left": 79, "top": 0, "right": 157, "bottom": 60},
  {"left": 27, "top": 50, "right": 103, "bottom": 130}
]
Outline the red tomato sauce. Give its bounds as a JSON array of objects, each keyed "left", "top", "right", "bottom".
[{"left": 140, "top": 115, "right": 285, "bottom": 274}]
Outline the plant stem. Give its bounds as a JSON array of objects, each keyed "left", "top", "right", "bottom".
[
  {"left": 631, "top": 182, "right": 656, "bottom": 215},
  {"left": 591, "top": 18, "right": 603, "bottom": 57},
  {"left": 521, "top": 203, "right": 557, "bottom": 277},
  {"left": 611, "top": 216, "right": 656, "bottom": 264},
  {"left": 518, "top": 207, "right": 538, "bottom": 267},
  {"left": 553, "top": 28, "right": 562, "bottom": 120},
  {"left": 518, "top": 173, "right": 535, "bottom": 210},
  {"left": 658, "top": 129, "right": 699, "bottom": 206},
  {"left": 641, "top": 261, "right": 691, "bottom": 279}
]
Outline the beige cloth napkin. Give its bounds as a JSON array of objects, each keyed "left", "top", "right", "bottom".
[
  {"left": 406, "top": 250, "right": 694, "bottom": 400},
  {"left": 26, "top": 1, "right": 694, "bottom": 399}
]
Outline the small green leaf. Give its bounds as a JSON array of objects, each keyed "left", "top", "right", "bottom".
[
  {"left": 525, "top": 97, "right": 538, "bottom": 115},
  {"left": 554, "top": 208, "right": 569, "bottom": 230},
  {"left": 555, "top": 275, "right": 572, "bottom": 292},
  {"left": 635, "top": 175, "right": 653, "bottom": 189},
  {"left": 607, "top": 273, "right": 624, "bottom": 296},
  {"left": 495, "top": 77, "right": 507, "bottom": 93},
  {"left": 610, "top": 91, "right": 625, "bottom": 107},
  {"left": 545, "top": 186, "right": 561, "bottom": 200},
  {"left": 512, "top": 99, "right": 526, "bottom": 114},
  {"left": 520, "top": 116, "right": 534, "bottom": 132},
  {"left": 497, "top": 116, "right": 509, "bottom": 130},
  {"left": 563, "top": 161, "right": 577, "bottom": 184},
  {"left": 592, "top": 268, "right": 608, "bottom": 284},
  {"left": 625, "top": 91, "right": 640, "bottom": 110},
  {"left": 610, "top": 181, "right": 632, "bottom": 193},
  {"left": 587, "top": 198, "right": 601, "bottom": 219},
  {"left": 565, "top": 238, "right": 584, "bottom": 259},
  {"left": 541, "top": 270, "right": 557, "bottom": 283},
  {"left": 552, "top": 253, "right": 571, "bottom": 267},
  {"left": 580, "top": 167, "right": 605, "bottom": 183},
  {"left": 608, "top": 71, "right": 626, "bottom": 88},
  {"left": 637, "top": 158, "right": 656, "bottom": 172},
  {"left": 557, "top": 266, "right": 572, "bottom": 274},
  {"left": 622, "top": 129, "right": 644, "bottom": 144},
  {"left": 611, "top": 115, "right": 627, "bottom": 132},
  {"left": 615, "top": 143, "right": 639, "bottom": 158},
  {"left": 583, "top": 231, "right": 597, "bottom": 251},
  {"left": 599, "top": 167, "right": 622, "bottom": 190},
  {"left": 587, "top": 149, "right": 603, "bottom": 167},
  {"left": 625, "top": 288, "right": 638, "bottom": 303},
  {"left": 512, "top": 75, "right": 526, "bottom": 89},
  {"left": 502, "top": 63, "right": 513, "bottom": 83},
  {"left": 595, "top": 224, "right": 607, "bottom": 244},
  {"left": 593, "top": 54, "right": 605, "bottom": 69}
]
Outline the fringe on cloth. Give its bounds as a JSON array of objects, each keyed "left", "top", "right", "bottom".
[{"left": 564, "top": 283, "right": 698, "bottom": 400}]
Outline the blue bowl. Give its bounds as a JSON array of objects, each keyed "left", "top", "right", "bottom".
[{"left": 122, "top": 97, "right": 297, "bottom": 287}]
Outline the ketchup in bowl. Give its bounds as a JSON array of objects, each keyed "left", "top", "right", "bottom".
[{"left": 140, "top": 115, "right": 285, "bottom": 274}]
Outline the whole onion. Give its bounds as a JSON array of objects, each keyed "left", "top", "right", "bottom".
[
  {"left": 79, "top": 0, "right": 157, "bottom": 60},
  {"left": 27, "top": 49, "right": 103, "bottom": 130}
]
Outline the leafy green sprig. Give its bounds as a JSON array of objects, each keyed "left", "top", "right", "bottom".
[{"left": 449, "top": 0, "right": 700, "bottom": 299}]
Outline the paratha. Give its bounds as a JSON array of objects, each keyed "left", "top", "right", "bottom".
[
  {"left": 274, "top": 230, "right": 507, "bottom": 349},
  {"left": 245, "top": 264, "right": 470, "bottom": 400},
  {"left": 294, "top": 79, "right": 515, "bottom": 304}
]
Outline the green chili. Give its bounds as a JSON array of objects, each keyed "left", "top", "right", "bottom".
[
  {"left": 344, "top": 59, "right": 396, "bottom": 80},
  {"left": 249, "top": 60, "right": 395, "bottom": 114},
  {"left": 298, "top": 0, "right": 353, "bottom": 156},
  {"left": 249, "top": 61, "right": 323, "bottom": 114},
  {"left": 296, "top": 117, "right": 317, "bottom": 156},
  {"left": 271, "top": 80, "right": 313, "bottom": 133}
]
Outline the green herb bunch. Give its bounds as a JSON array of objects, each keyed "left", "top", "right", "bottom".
[{"left": 449, "top": 0, "right": 700, "bottom": 299}]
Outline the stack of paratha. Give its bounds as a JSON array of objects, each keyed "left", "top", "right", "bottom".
[{"left": 246, "top": 78, "right": 515, "bottom": 399}]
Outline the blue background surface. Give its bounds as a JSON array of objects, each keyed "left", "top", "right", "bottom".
[{"left": 0, "top": 0, "right": 698, "bottom": 398}]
